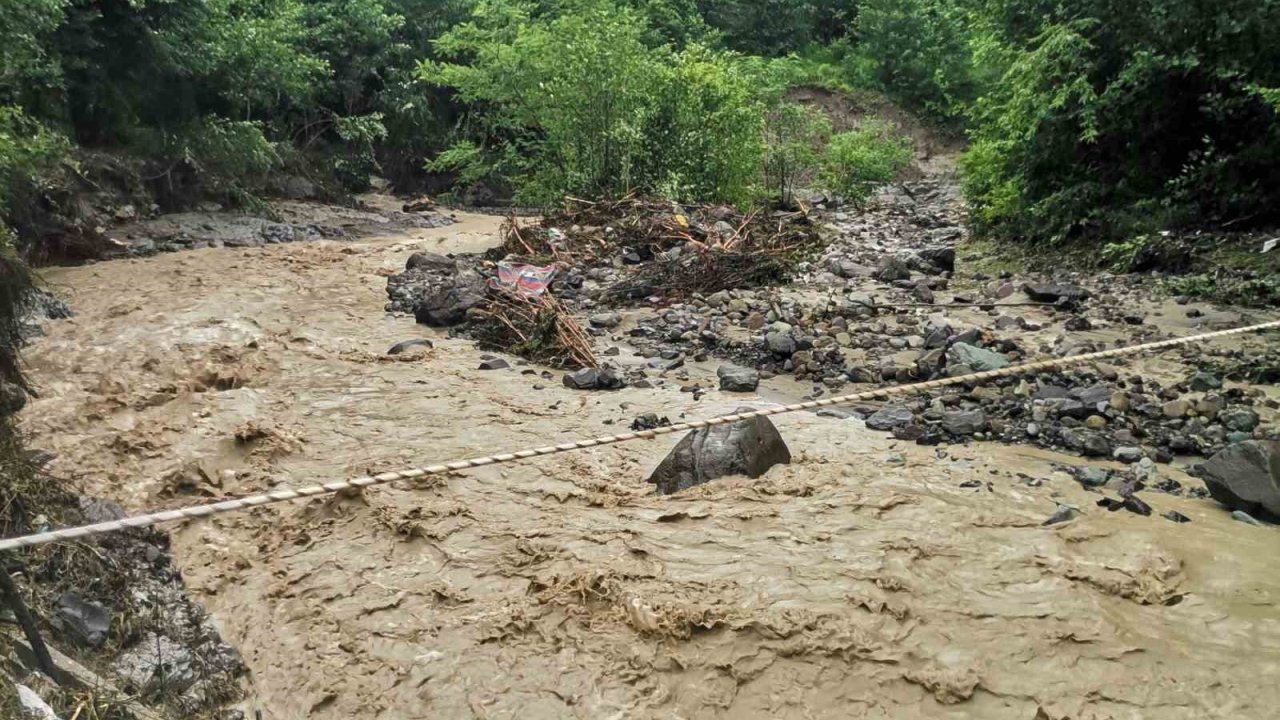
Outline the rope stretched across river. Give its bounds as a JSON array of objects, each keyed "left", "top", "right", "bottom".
[{"left": 2, "top": 319, "right": 1277, "bottom": 552}]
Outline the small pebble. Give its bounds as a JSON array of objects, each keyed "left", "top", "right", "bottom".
[{"left": 1232, "top": 510, "right": 1264, "bottom": 527}]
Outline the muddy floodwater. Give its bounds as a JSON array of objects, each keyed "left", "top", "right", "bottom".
[{"left": 21, "top": 213, "right": 1280, "bottom": 719}]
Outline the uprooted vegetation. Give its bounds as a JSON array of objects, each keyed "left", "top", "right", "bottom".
[
  {"left": 385, "top": 197, "right": 827, "bottom": 370},
  {"left": 503, "top": 197, "right": 827, "bottom": 301},
  {"left": 468, "top": 291, "right": 600, "bottom": 370}
]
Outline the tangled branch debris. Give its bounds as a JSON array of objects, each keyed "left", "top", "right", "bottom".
[
  {"left": 468, "top": 289, "right": 598, "bottom": 370},
  {"left": 501, "top": 196, "right": 825, "bottom": 300}
]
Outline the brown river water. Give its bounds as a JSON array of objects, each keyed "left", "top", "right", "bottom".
[{"left": 20, "top": 212, "right": 1280, "bottom": 719}]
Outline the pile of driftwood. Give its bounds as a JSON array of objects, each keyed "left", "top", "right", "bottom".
[
  {"left": 500, "top": 196, "right": 824, "bottom": 299},
  {"left": 467, "top": 289, "right": 598, "bottom": 370}
]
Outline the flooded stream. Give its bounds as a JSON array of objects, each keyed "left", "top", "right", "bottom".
[{"left": 20, "top": 212, "right": 1280, "bottom": 719}]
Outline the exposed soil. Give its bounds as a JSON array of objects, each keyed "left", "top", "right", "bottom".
[{"left": 14, "top": 174, "right": 1280, "bottom": 719}]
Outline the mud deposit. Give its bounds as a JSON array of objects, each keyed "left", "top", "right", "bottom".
[{"left": 20, "top": 208, "right": 1280, "bottom": 719}]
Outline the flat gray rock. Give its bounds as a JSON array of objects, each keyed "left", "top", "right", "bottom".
[
  {"left": 946, "top": 343, "right": 1010, "bottom": 372},
  {"left": 866, "top": 407, "right": 915, "bottom": 431},
  {"left": 1198, "top": 440, "right": 1280, "bottom": 520}
]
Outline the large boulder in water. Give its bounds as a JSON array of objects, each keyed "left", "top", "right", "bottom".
[
  {"left": 414, "top": 273, "right": 487, "bottom": 326},
  {"left": 1197, "top": 440, "right": 1280, "bottom": 520},
  {"left": 647, "top": 409, "right": 791, "bottom": 495}
]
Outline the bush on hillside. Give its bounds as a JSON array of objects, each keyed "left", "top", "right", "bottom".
[
  {"left": 424, "top": 0, "right": 768, "bottom": 207},
  {"left": 821, "top": 121, "right": 912, "bottom": 205},
  {"left": 855, "top": 0, "right": 974, "bottom": 124},
  {"left": 962, "top": 1, "right": 1280, "bottom": 245},
  {"left": 762, "top": 101, "right": 830, "bottom": 206}
]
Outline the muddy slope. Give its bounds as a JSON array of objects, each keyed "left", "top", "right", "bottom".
[{"left": 16, "top": 199, "right": 1280, "bottom": 719}]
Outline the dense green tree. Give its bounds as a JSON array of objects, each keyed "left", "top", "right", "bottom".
[
  {"left": 424, "top": 0, "right": 767, "bottom": 206},
  {"left": 698, "top": 1, "right": 858, "bottom": 56},
  {"left": 962, "top": 0, "right": 1280, "bottom": 244},
  {"left": 855, "top": 0, "right": 974, "bottom": 122}
]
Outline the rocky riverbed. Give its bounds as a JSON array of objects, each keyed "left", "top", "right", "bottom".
[{"left": 10, "top": 174, "right": 1280, "bottom": 719}]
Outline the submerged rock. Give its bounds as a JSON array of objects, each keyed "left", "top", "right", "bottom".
[
  {"left": 1043, "top": 505, "right": 1079, "bottom": 526},
  {"left": 647, "top": 409, "right": 791, "bottom": 494},
  {"left": 1197, "top": 440, "right": 1280, "bottom": 520},
  {"left": 387, "top": 339, "right": 434, "bottom": 355}
]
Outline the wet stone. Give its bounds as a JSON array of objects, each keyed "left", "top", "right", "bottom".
[
  {"left": 1189, "top": 372, "right": 1222, "bottom": 391},
  {"left": 563, "top": 368, "right": 625, "bottom": 391},
  {"left": 1197, "top": 440, "right": 1280, "bottom": 520},
  {"left": 1023, "top": 283, "right": 1090, "bottom": 303},
  {"left": 866, "top": 407, "right": 916, "bottom": 431},
  {"left": 941, "top": 409, "right": 986, "bottom": 436},
  {"left": 1220, "top": 408, "right": 1260, "bottom": 433},
  {"left": 946, "top": 343, "right": 1010, "bottom": 372},
  {"left": 717, "top": 365, "right": 760, "bottom": 393},
  {"left": 647, "top": 410, "right": 791, "bottom": 495},
  {"left": 387, "top": 339, "right": 434, "bottom": 355},
  {"left": 56, "top": 592, "right": 111, "bottom": 648}
]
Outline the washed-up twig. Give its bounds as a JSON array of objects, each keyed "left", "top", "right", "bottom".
[{"left": 0, "top": 566, "right": 61, "bottom": 682}]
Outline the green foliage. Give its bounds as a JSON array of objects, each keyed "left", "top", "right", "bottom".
[
  {"left": 425, "top": 0, "right": 766, "bottom": 206},
  {"left": 332, "top": 113, "right": 390, "bottom": 190},
  {"left": 762, "top": 102, "right": 829, "bottom": 205},
  {"left": 642, "top": 47, "right": 765, "bottom": 205},
  {"left": 962, "top": 0, "right": 1280, "bottom": 246},
  {"left": 855, "top": 0, "right": 974, "bottom": 123},
  {"left": 699, "top": 1, "right": 858, "bottom": 57},
  {"left": 753, "top": 42, "right": 876, "bottom": 96},
  {"left": 425, "top": 0, "right": 663, "bottom": 205},
  {"left": 425, "top": 140, "right": 492, "bottom": 187},
  {"left": 0, "top": 106, "right": 68, "bottom": 213},
  {"left": 0, "top": 0, "right": 66, "bottom": 109},
  {"left": 820, "top": 120, "right": 912, "bottom": 204},
  {"left": 203, "top": 0, "right": 327, "bottom": 120}
]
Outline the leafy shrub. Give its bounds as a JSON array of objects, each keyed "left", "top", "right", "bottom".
[
  {"left": 425, "top": 0, "right": 768, "bottom": 207},
  {"left": 642, "top": 46, "right": 764, "bottom": 206},
  {"left": 962, "top": 1, "right": 1280, "bottom": 245},
  {"left": 855, "top": 0, "right": 974, "bottom": 123},
  {"left": 762, "top": 102, "right": 829, "bottom": 206},
  {"left": 820, "top": 121, "right": 912, "bottom": 205}
]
